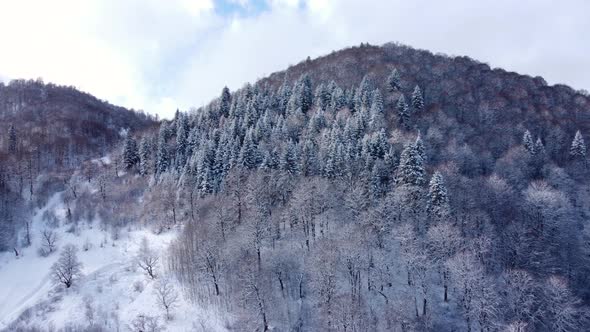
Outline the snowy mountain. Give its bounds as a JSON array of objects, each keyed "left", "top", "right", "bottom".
[{"left": 1, "top": 42, "right": 590, "bottom": 331}]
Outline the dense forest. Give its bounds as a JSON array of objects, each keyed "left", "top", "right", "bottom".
[{"left": 2, "top": 42, "right": 590, "bottom": 331}]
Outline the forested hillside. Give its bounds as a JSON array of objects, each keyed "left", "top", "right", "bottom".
[
  {"left": 0, "top": 80, "right": 156, "bottom": 252},
  {"left": 2, "top": 42, "right": 590, "bottom": 331}
]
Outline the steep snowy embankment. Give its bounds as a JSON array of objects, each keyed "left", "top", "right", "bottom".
[{"left": 0, "top": 192, "right": 226, "bottom": 331}]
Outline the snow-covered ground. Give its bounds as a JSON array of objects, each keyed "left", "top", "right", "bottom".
[{"left": 0, "top": 192, "right": 226, "bottom": 331}]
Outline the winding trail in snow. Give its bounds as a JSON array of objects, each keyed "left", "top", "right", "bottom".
[{"left": 0, "top": 273, "right": 52, "bottom": 328}]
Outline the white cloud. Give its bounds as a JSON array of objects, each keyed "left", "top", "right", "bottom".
[{"left": 0, "top": 0, "right": 588, "bottom": 119}]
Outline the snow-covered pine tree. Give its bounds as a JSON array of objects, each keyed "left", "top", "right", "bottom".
[
  {"left": 353, "top": 74, "right": 374, "bottom": 112},
  {"left": 411, "top": 85, "right": 424, "bottom": 111},
  {"left": 156, "top": 127, "right": 169, "bottom": 175},
  {"left": 219, "top": 86, "right": 231, "bottom": 118},
  {"left": 369, "top": 89, "right": 385, "bottom": 131},
  {"left": 367, "top": 129, "right": 389, "bottom": 159},
  {"left": 8, "top": 124, "right": 17, "bottom": 153},
  {"left": 415, "top": 133, "right": 426, "bottom": 163},
  {"left": 314, "top": 83, "right": 327, "bottom": 111},
  {"left": 395, "top": 143, "right": 426, "bottom": 186},
  {"left": 300, "top": 74, "right": 313, "bottom": 113},
  {"left": 397, "top": 95, "right": 410, "bottom": 129},
  {"left": 239, "top": 129, "right": 260, "bottom": 169},
  {"left": 427, "top": 171, "right": 451, "bottom": 222},
  {"left": 280, "top": 140, "right": 300, "bottom": 175},
  {"left": 122, "top": 135, "right": 140, "bottom": 170},
  {"left": 277, "top": 82, "right": 291, "bottom": 115},
  {"left": 370, "top": 160, "right": 389, "bottom": 200},
  {"left": 523, "top": 130, "right": 535, "bottom": 154},
  {"left": 570, "top": 130, "right": 586, "bottom": 158},
  {"left": 387, "top": 68, "right": 401, "bottom": 92},
  {"left": 534, "top": 137, "right": 545, "bottom": 156},
  {"left": 309, "top": 111, "right": 326, "bottom": 133},
  {"left": 328, "top": 86, "right": 344, "bottom": 113},
  {"left": 139, "top": 137, "right": 151, "bottom": 176},
  {"left": 300, "top": 139, "right": 319, "bottom": 176},
  {"left": 176, "top": 114, "right": 188, "bottom": 169}
]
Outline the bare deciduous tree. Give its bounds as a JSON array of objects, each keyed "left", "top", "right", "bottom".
[
  {"left": 40, "top": 228, "right": 58, "bottom": 256},
  {"left": 51, "top": 244, "right": 82, "bottom": 288},
  {"left": 129, "top": 314, "right": 162, "bottom": 332},
  {"left": 137, "top": 237, "right": 159, "bottom": 279},
  {"left": 154, "top": 278, "right": 179, "bottom": 321}
]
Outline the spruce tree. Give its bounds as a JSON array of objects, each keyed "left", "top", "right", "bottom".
[
  {"left": 280, "top": 140, "right": 300, "bottom": 175},
  {"left": 176, "top": 115, "right": 188, "bottom": 169},
  {"left": 330, "top": 86, "right": 345, "bottom": 113},
  {"left": 314, "top": 83, "right": 327, "bottom": 111},
  {"left": 395, "top": 144, "right": 426, "bottom": 186},
  {"left": 8, "top": 124, "right": 16, "bottom": 153},
  {"left": 354, "top": 74, "right": 374, "bottom": 112},
  {"left": 267, "top": 148, "right": 280, "bottom": 170},
  {"left": 300, "top": 74, "right": 313, "bottom": 113},
  {"left": 523, "top": 130, "right": 535, "bottom": 154},
  {"left": 122, "top": 135, "right": 140, "bottom": 170},
  {"left": 369, "top": 89, "right": 384, "bottom": 131},
  {"left": 534, "top": 137, "right": 545, "bottom": 156},
  {"left": 411, "top": 85, "right": 424, "bottom": 111},
  {"left": 239, "top": 129, "right": 260, "bottom": 169},
  {"left": 370, "top": 160, "right": 388, "bottom": 200},
  {"left": 387, "top": 68, "right": 401, "bottom": 92},
  {"left": 427, "top": 171, "right": 451, "bottom": 222},
  {"left": 219, "top": 86, "right": 231, "bottom": 118},
  {"left": 397, "top": 95, "right": 410, "bottom": 129},
  {"left": 156, "top": 127, "right": 169, "bottom": 175},
  {"left": 139, "top": 137, "right": 151, "bottom": 176},
  {"left": 570, "top": 130, "right": 586, "bottom": 158},
  {"left": 301, "top": 139, "right": 319, "bottom": 176},
  {"left": 415, "top": 133, "right": 426, "bottom": 163}
]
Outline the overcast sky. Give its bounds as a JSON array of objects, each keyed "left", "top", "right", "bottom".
[{"left": 0, "top": 0, "right": 588, "bottom": 119}]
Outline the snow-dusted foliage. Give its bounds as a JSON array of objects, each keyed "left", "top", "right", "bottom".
[{"left": 2, "top": 43, "right": 590, "bottom": 332}]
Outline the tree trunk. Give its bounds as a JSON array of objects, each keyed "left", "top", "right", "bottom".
[{"left": 189, "top": 189, "right": 195, "bottom": 221}]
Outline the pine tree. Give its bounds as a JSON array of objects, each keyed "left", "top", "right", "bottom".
[
  {"left": 415, "top": 133, "right": 426, "bottom": 162},
  {"left": 239, "top": 129, "right": 260, "bottom": 169},
  {"left": 427, "top": 171, "right": 451, "bottom": 222},
  {"left": 368, "top": 129, "right": 389, "bottom": 159},
  {"left": 397, "top": 95, "right": 410, "bottom": 129},
  {"left": 280, "top": 140, "right": 300, "bottom": 175},
  {"left": 369, "top": 89, "right": 384, "bottom": 131},
  {"left": 314, "top": 83, "right": 328, "bottom": 110},
  {"left": 570, "top": 130, "right": 586, "bottom": 158},
  {"left": 387, "top": 68, "right": 401, "bottom": 92},
  {"left": 309, "top": 111, "right": 326, "bottom": 133},
  {"left": 330, "top": 86, "right": 345, "bottom": 113},
  {"left": 122, "top": 135, "right": 140, "bottom": 170},
  {"left": 8, "top": 124, "right": 17, "bottom": 153},
  {"left": 139, "top": 137, "right": 151, "bottom": 176},
  {"left": 300, "top": 74, "right": 313, "bottom": 113},
  {"left": 301, "top": 139, "right": 319, "bottom": 176},
  {"left": 523, "top": 130, "right": 535, "bottom": 154},
  {"left": 534, "top": 137, "right": 545, "bottom": 156},
  {"left": 411, "top": 85, "right": 424, "bottom": 111},
  {"left": 354, "top": 75, "right": 374, "bottom": 112},
  {"left": 176, "top": 115, "right": 188, "bottom": 169},
  {"left": 370, "top": 160, "right": 388, "bottom": 200},
  {"left": 395, "top": 144, "right": 426, "bottom": 186},
  {"left": 266, "top": 148, "right": 280, "bottom": 170},
  {"left": 219, "top": 86, "right": 231, "bottom": 118},
  {"left": 156, "top": 127, "right": 169, "bottom": 175}
]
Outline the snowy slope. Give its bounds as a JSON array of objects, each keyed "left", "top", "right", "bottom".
[{"left": 0, "top": 192, "right": 227, "bottom": 331}]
